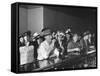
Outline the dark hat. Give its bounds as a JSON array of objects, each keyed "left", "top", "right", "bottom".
[
  {"left": 19, "top": 33, "right": 24, "bottom": 38},
  {"left": 41, "top": 28, "right": 52, "bottom": 37},
  {"left": 83, "top": 31, "right": 90, "bottom": 36}
]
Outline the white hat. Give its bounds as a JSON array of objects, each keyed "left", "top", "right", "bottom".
[
  {"left": 59, "top": 32, "right": 65, "bottom": 36},
  {"left": 65, "top": 28, "right": 71, "bottom": 34},
  {"left": 33, "top": 32, "right": 39, "bottom": 37}
]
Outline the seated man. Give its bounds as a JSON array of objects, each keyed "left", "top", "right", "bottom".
[
  {"left": 67, "top": 33, "right": 81, "bottom": 55},
  {"left": 37, "top": 28, "right": 56, "bottom": 68}
]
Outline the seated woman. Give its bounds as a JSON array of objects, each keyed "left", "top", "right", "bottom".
[
  {"left": 55, "top": 31, "right": 67, "bottom": 57},
  {"left": 80, "top": 31, "right": 96, "bottom": 55},
  {"left": 88, "top": 33, "right": 96, "bottom": 51},
  {"left": 67, "top": 33, "right": 81, "bottom": 55},
  {"left": 37, "top": 28, "right": 56, "bottom": 68}
]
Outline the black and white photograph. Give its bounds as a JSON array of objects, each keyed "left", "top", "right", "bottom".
[{"left": 11, "top": 2, "right": 97, "bottom": 73}]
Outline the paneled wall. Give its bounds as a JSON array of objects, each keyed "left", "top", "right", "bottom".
[
  {"left": 19, "top": 7, "right": 28, "bottom": 34},
  {"left": 27, "top": 7, "right": 43, "bottom": 33},
  {"left": 19, "top": 6, "right": 43, "bottom": 34}
]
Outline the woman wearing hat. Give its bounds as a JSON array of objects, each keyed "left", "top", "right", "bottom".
[
  {"left": 37, "top": 28, "right": 56, "bottom": 68},
  {"left": 80, "top": 31, "right": 91, "bottom": 55},
  {"left": 79, "top": 31, "right": 95, "bottom": 68}
]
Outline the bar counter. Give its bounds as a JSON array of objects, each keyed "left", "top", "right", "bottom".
[{"left": 32, "top": 50, "right": 96, "bottom": 72}]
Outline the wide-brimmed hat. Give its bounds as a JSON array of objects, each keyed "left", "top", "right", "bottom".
[
  {"left": 58, "top": 32, "right": 65, "bottom": 36},
  {"left": 65, "top": 28, "right": 71, "bottom": 34},
  {"left": 33, "top": 32, "right": 39, "bottom": 37},
  {"left": 40, "top": 28, "right": 52, "bottom": 37},
  {"left": 83, "top": 31, "right": 90, "bottom": 36},
  {"left": 33, "top": 32, "right": 40, "bottom": 39}
]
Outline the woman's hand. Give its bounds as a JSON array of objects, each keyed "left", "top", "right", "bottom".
[{"left": 74, "top": 48, "right": 80, "bottom": 51}]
